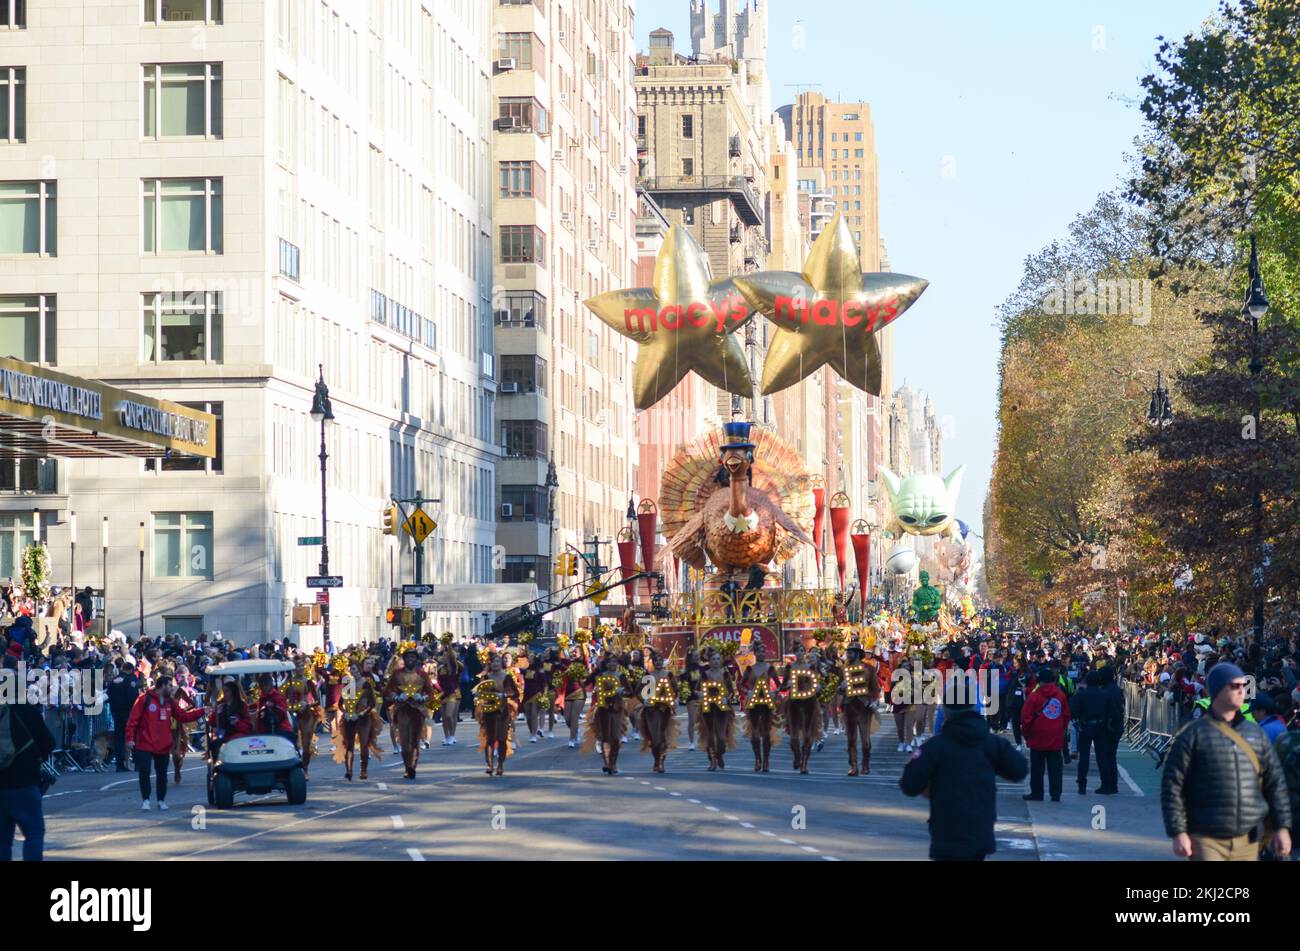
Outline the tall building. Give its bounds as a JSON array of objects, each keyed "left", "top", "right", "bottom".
[
  {"left": 632, "top": 27, "right": 773, "bottom": 584},
  {"left": 491, "top": 0, "right": 639, "bottom": 624},
  {"left": 0, "top": 0, "right": 499, "bottom": 645},
  {"left": 894, "top": 383, "right": 946, "bottom": 569}
]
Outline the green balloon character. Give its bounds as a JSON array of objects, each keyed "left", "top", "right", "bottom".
[{"left": 912, "top": 570, "right": 941, "bottom": 624}]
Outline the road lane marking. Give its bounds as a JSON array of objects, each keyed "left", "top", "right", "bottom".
[
  {"left": 170, "top": 794, "right": 393, "bottom": 858},
  {"left": 687, "top": 798, "right": 700, "bottom": 803},
  {"left": 820, "top": 855, "right": 840, "bottom": 862},
  {"left": 739, "top": 821, "right": 754, "bottom": 829},
  {"left": 668, "top": 791, "right": 682, "bottom": 796},
  {"left": 759, "top": 830, "right": 776, "bottom": 837},
  {"left": 653, "top": 786, "right": 666, "bottom": 791},
  {"left": 705, "top": 806, "right": 719, "bottom": 812},
  {"left": 780, "top": 838, "right": 795, "bottom": 845},
  {"left": 391, "top": 815, "right": 405, "bottom": 829},
  {"left": 724, "top": 814, "right": 739, "bottom": 821},
  {"left": 800, "top": 845, "right": 819, "bottom": 853},
  {"left": 377, "top": 783, "right": 387, "bottom": 790},
  {"left": 1118, "top": 764, "right": 1143, "bottom": 796},
  {"left": 407, "top": 848, "right": 425, "bottom": 861}
]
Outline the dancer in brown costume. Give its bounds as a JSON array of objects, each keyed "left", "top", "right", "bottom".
[
  {"left": 698, "top": 649, "right": 736, "bottom": 771},
  {"left": 781, "top": 643, "right": 823, "bottom": 774},
  {"left": 475, "top": 653, "right": 520, "bottom": 775},
  {"left": 336, "top": 657, "right": 383, "bottom": 780},
  {"left": 741, "top": 641, "right": 781, "bottom": 772},
  {"left": 283, "top": 656, "right": 323, "bottom": 779},
  {"left": 582, "top": 654, "right": 631, "bottom": 774},
  {"left": 384, "top": 648, "right": 435, "bottom": 780},
  {"left": 638, "top": 647, "right": 678, "bottom": 773},
  {"left": 838, "top": 644, "right": 882, "bottom": 776}
]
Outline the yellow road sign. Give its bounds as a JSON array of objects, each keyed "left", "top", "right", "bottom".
[
  {"left": 402, "top": 509, "right": 437, "bottom": 545},
  {"left": 586, "top": 582, "right": 608, "bottom": 605}
]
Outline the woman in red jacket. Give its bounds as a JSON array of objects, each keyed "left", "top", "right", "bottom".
[
  {"left": 1020, "top": 666, "right": 1071, "bottom": 802},
  {"left": 125, "top": 674, "right": 205, "bottom": 811}
]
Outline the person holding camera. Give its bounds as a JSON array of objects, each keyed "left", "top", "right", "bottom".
[{"left": 125, "top": 674, "right": 205, "bottom": 811}]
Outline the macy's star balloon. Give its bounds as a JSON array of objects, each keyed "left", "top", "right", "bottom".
[
  {"left": 732, "top": 213, "right": 928, "bottom": 396},
  {"left": 585, "top": 225, "right": 754, "bottom": 411}
]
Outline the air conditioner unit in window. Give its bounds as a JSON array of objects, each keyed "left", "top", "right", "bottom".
[
  {"left": 560, "top": 211, "right": 572, "bottom": 225},
  {"left": 494, "top": 58, "right": 517, "bottom": 73},
  {"left": 500, "top": 381, "right": 519, "bottom": 393},
  {"left": 607, "top": 211, "right": 618, "bottom": 220},
  {"left": 557, "top": 30, "right": 567, "bottom": 41},
  {"left": 585, "top": 182, "right": 596, "bottom": 194},
  {"left": 559, "top": 93, "right": 569, "bottom": 106},
  {"left": 587, "top": 240, "right": 598, "bottom": 251},
  {"left": 553, "top": 150, "right": 564, "bottom": 161},
  {"left": 500, "top": 503, "right": 514, "bottom": 517},
  {"left": 494, "top": 116, "right": 520, "bottom": 131},
  {"left": 616, "top": 163, "right": 627, "bottom": 175}
]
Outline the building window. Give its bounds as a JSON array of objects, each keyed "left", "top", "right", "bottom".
[
  {"left": 144, "top": 0, "right": 221, "bottom": 23},
  {"left": 164, "top": 616, "right": 203, "bottom": 637},
  {"left": 855, "top": 131, "right": 863, "bottom": 141},
  {"left": 500, "top": 354, "right": 546, "bottom": 393},
  {"left": 854, "top": 148, "right": 864, "bottom": 158},
  {"left": 494, "top": 290, "right": 547, "bottom": 329},
  {"left": 681, "top": 115, "right": 693, "bottom": 138},
  {"left": 146, "top": 401, "right": 222, "bottom": 473},
  {"left": 501, "top": 420, "right": 547, "bottom": 459},
  {"left": 0, "top": 458, "right": 55, "bottom": 494},
  {"left": 152, "top": 511, "right": 213, "bottom": 578},
  {"left": 142, "top": 291, "right": 222, "bottom": 362},
  {"left": 499, "top": 224, "right": 545, "bottom": 264},
  {"left": 498, "top": 32, "right": 541, "bottom": 70},
  {"left": 499, "top": 160, "right": 545, "bottom": 199},
  {"left": 500, "top": 485, "right": 549, "bottom": 522},
  {"left": 681, "top": 205, "right": 694, "bottom": 225},
  {"left": 0, "top": 1, "right": 23, "bottom": 28},
  {"left": 503, "top": 554, "right": 547, "bottom": 584},
  {"left": 0, "top": 67, "right": 24, "bottom": 142},
  {"left": 0, "top": 180, "right": 55, "bottom": 255},
  {"left": 142, "top": 63, "right": 222, "bottom": 138},
  {"left": 0, "top": 514, "right": 33, "bottom": 579},
  {"left": 681, "top": 158, "right": 693, "bottom": 177},
  {"left": 636, "top": 114, "right": 645, "bottom": 137},
  {"left": 0, "top": 294, "right": 55, "bottom": 363},
  {"left": 498, "top": 97, "right": 548, "bottom": 134},
  {"left": 142, "top": 177, "right": 222, "bottom": 254}
]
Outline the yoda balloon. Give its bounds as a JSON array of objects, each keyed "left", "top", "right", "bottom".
[{"left": 879, "top": 465, "right": 966, "bottom": 538}]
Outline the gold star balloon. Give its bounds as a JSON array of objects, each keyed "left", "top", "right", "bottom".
[
  {"left": 732, "top": 213, "right": 928, "bottom": 396},
  {"left": 585, "top": 225, "right": 754, "bottom": 411}
]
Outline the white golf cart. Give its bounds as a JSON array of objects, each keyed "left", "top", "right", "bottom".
[{"left": 204, "top": 660, "right": 307, "bottom": 809}]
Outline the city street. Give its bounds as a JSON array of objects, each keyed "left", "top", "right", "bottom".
[{"left": 32, "top": 714, "right": 1168, "bottom": 862}]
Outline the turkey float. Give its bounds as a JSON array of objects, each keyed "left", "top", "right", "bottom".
[{"left": 661, "top": 422, "right": 815, "bottom": 580}]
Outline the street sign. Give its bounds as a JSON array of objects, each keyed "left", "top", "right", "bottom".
[
  {"left": 315, "top": 591, "right": 329, "bottom": 605},
  {"left": 297, "top": 536, "right": 323, "bottom": 546},
  {"left": 402, "top": 509, "right": 437, "bottom": 545},
  {"left": 403, "top": 594, "right": 423, "bottom": 609},
  {"left": 586, "top": 581, "right": 608, "bottom": 606},
  {"left": 306, "top": 575, "right": 344, "bottom": 588},
  {"left": 402, "top": 583, "right": 435, "bottom": 595}
]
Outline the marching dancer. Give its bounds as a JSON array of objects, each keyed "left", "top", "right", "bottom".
[
  {"left": 384, "top": 647, "right": 436, "bottom": 780},
  {"left": 583, "top": 654, "right": 631, "bottom": 774},
  {"left": 336, "top": 657, "right": 383, "bottom": 781},
  {"left": 435, "top": 641, "right": 464, "bottom": 746},
  {"left": 475, "top": 653, "right": 520, "bottom": 776},
  {"left": 839, "top": 643, "right": 882, "bottom": 776},
  {"left": 639, "top": 647, "right": 678, "bottom": 773},
  {"left": 741, "top": 641, "right": 781, "bottom": 772},
  {"left": 698, "top": 649, "right": 736, "bottom": 771},
  {"left": 782, "top": 643, "right": 822, "bottom": 775},
  {"left": 682, "top": 648, "right": 703, "bottom": 751}
]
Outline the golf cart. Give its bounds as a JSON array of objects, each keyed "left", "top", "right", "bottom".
[{"left": 204, "top": 660, "right": 307, "bottom": 809}]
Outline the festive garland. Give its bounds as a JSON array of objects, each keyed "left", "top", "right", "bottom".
[
  {"left": 518, "top": 631, "right": 535, "bottom": 646},
  {"left": 817, "top": 673, "right": 841, "bottom": 705},
  {"left": 21, "top": 543, "right": 51, "bottom": 603}
]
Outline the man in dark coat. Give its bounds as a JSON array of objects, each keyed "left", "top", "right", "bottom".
[
  {"left": 1161, "top": 662, "right": 1292, "bottom": 861},
  {"left": 1, "top": 656, "right": 55, "bottom": 861},
  {"left": 900, "top": 697, "right": 1028, "bottom": 861},
  {"left": 1095, "top": 665, "right": 1125, "bottom": 794},
  {"left": 106, "top": 661, "right": 141, "bottom": 772}
]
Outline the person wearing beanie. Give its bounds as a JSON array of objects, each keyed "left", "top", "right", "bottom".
[
  {"left": 901, "top": 696, "right": 1027, "bottom": 861},
  {"left": 1161, "top": 661, "right": 1292, "bottom": 861}
]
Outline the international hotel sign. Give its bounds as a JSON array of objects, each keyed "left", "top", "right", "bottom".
[{"left": 0, "top": 355, "right": 216, "bottom": 459}]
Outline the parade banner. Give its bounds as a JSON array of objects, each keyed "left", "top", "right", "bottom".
[
  {"left": 616, "top": 529, "right": 639, "bottom": 603},
  {"left": 851, "top": 519, "right": 872, "bottom": 611},
  {"left": 637, "top": 499, "right": 659, "bottom": 600},
  {"left": 829, "top": 491, "right": 851, "bottom": 593},
  {"left": 702, "top": 624, "right": 780, "bottom": 659},
  {"left": 811, "top": 476, "right": 826, "bottom": 579}
]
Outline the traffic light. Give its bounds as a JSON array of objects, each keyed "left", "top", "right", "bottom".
[
  {"left": 555, "top": 553, "right": 579, "bottom": 577},
  {"left": 386, "top": 607, "right": 402, "bottom": 625},
  {"left": 382, "top": 503, "right": 399, "bottom": 535},
  {"left": 567, "top": 553, "right": 578, "bottom": 576}
]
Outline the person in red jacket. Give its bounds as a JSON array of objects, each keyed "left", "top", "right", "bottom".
[
  {"left": 125, "top": 674, "right": 205, "bottom": 812},
  {"left": 1021, "top": 663, "right": 1071, "bottom": 802},
  {"left": 254, "top": 673, "right": 294, "bottom": 738},
  {"left": 209, "top": 678, "right": 255, "bottom": 752}
]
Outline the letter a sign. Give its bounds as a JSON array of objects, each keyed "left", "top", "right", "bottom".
[{"left": 402, "top": 509, "right": 437, "bottom": 545}]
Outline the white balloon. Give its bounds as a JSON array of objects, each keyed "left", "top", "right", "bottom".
[{"left": 886, "top": 548, "right": 918, "bottom": 575}]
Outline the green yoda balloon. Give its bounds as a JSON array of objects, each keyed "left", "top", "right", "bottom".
[{"left": 879, "top": 465, "right": 966, "bottom": 539}]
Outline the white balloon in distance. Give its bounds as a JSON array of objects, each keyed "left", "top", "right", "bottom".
[{"left": 886, "top": 547, "right": 918, "bottom": 575}]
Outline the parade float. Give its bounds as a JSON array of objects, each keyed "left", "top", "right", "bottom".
[{"left": 577, "top": 213, "right": 957, "bottom": 665}]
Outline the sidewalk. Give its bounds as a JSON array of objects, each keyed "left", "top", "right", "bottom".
[{"left": 1022, "top": 746, "right": 1172, "bottom": 860}]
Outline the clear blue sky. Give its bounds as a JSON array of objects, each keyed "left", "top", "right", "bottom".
[{"left": 635, "top": 0, "right": 1216, "bottom": 543}]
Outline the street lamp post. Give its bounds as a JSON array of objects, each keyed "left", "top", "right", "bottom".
[
  {"left": 1244, "top": 236, "right": 1268, "bottom": 644},
  {"left": 69, "top": 511, "right": 75, "bottom": 612},
  {"left": 138, "top": 520, "right": 145, "bottom": 638},
  {"left": 310, "top": 366, "right": 335, "bottom": 650},
  {"left": 101, "top": 517, "right": 108, "bottom": 638}
]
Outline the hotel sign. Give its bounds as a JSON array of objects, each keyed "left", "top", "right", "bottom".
[{"left": 0, "top": 356, "right": 216, "bottom": 459}]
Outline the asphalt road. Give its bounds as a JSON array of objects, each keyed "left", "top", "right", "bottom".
[{"left": 31, "top": 714, "right": 1165, "bottom": 861}]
